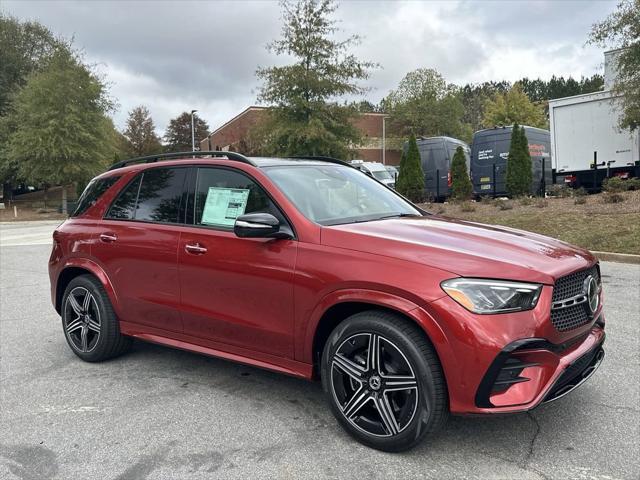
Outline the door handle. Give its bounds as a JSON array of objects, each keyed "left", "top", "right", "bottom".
[
  {"left": 99, "top": 233, "right": 117, "bottom": 243},
  {"left": 185, "top": 243, "right": 207, "bottom": 255}
]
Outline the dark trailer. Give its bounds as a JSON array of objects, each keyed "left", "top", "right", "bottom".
[
  {"left": 471, "top": 126, "right": 552, "bottom": 197},
  {"left": 410, "top": 136, "right": 470, "bottom": 200}
]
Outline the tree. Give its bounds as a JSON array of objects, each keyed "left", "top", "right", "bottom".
[
  {"left": 122, "top": 106, "right": 162, "bottom": 157},
  {"left": 254, "top": 0, "right": 375, "bottom": 157},
  {"left": 460, "top": 81, "right": 511, "bottom": 136},
  {"left": 396, "top": 134, "right": 424, "bottom": 202},
  {"left": 0, "top": 15, "right": 69, "bottom": 199},
  {"left": 482, "top": 84, "right": 547, "bottom": 129},
  {"left": 6, "top": 49, "right": 115, "bottom": 211},
  {"left": 589, "top": 0, "right": 640, "bottom": 130},
  {"left": 384, "top": 68, "right": 468, "bottom": 140},
  {"left": 163, "top": 111, "right": 210, "bottom": 152},
  {"left": 450, "top": 146, "right": 472, "bottom": 201},
  {"left": 505, "top": 124, "right": 532, "bottom": 197},
  {"left": 0, "top": 15, "right": 66, "bottom": 116}
]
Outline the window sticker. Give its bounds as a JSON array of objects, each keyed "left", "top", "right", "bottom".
[{"left": 201, "top": 187, "right": 250, "bottom": 227}]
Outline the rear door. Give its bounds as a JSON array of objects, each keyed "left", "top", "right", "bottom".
[
  {"left": 177, "top": 166, "right": 297, "bottom": 358},
  {"left": 91, "top": 166, "right": 188, "bottom": 333}
]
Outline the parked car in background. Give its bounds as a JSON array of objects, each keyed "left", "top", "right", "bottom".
[
  {"left": 349, "top": 160, "right": 395, "bottom": 189},
  {"left": 49, "top": 152, "right": 605, "bottom": 452},
  {"left": 471, "top": 126, "right": 552, "bottom": 197},
  {"left": 407, "top": 136, "right": 470, "bottom": 201},
  {"left": 385, "top": 165, "right": 399, "bottom": 182}
]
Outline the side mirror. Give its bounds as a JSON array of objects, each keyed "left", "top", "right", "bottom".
[{"left": 234, "top": 213, "right": 292, "bottom": 239}]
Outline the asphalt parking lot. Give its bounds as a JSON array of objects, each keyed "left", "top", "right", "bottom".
[{"left": 1, "top": 222, "right": 639, "bottom": 479}]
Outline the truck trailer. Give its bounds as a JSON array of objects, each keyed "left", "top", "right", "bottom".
[
  {"left": 548, "top": 90, "right": 640, "bottom": 190},
  {"left": 470, "top": 126, "right": 552, "bottom": 197}
]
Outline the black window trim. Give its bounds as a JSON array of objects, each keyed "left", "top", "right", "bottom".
[
  {"left": 187, "top": 165, "right": 297, "bottom": 239},
  {"left": 103, "top": 165, "right": 191, "bottom": 226}
]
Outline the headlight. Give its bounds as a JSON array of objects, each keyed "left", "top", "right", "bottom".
[{"left": 441, "top": 278, "right": 542, "bottom": 314}]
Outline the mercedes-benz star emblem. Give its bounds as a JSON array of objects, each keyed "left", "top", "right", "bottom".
[
  {"left": 369, "top": 375, "right": 381, "bottom": 391},
  {"left": 583, "top": 275, "right": 599, "bottom": 315}
]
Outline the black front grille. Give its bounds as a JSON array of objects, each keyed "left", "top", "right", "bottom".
[
  {"left": 551, "top": 265, "right": 600, "bottom": 331},
  {"left": 552, "top": 265, "right": 600, "bottom": 303}
]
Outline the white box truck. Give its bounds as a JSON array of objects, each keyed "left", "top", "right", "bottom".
[{"left": 549, "top": 90, "right": 640, "bottom": 190}]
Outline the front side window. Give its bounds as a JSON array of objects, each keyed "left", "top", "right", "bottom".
[
  {"left": 193, "top": 168, "right": 286, "bottom": 228},
  {"left": 105, "top": 167, "right": 187, "bottom": 223},
  {"left": 264, "top": 165, "right": 421, "bottom": 226},
  {"left": 72, "top": 175, "right": 120, "bottom": 217}
]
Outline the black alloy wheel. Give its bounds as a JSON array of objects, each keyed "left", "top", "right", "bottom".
[{"left": 321, "top": 311, "right": 448, "bottom": 452}]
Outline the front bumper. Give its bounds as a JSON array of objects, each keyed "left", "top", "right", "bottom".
[{"left": 427, "top": 285, "right": 605, "bottom": 414}]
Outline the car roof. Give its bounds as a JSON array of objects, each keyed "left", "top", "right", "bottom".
[{"left": 97, "top": 155, "right": 353, "bottom": 180}]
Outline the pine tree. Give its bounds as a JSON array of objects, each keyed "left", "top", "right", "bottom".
[
  {"left": 519, "top": 126, "right": 533, "bottom": 194},
  {"left": 506, "top": 124, "right": 533, "bottom": 196},
  {"left": 396, "top": 134, "right": 424, "bottom": 202},
  {"left": 122, "top": 106, "right": 162, "bottom": 157},
  {"left": 506, "top": 124, "right": 522, "bottom": 196},
  {"left": 450, "top": 146, "right": 472, "bottom": 200}
]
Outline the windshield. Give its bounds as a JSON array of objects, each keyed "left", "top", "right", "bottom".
[
  {"left": 372, "top": 169, "right": 392, "bottom": 181},
  {"left": 264, "top": 165, "right": 421, "bottom": 226}
]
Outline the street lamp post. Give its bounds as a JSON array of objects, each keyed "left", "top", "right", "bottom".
[
  {"left": 191, "top": 109, "right": 198, "bottom": 153},
  {"left": 382, "top": 115, "right": 390, "bottom": 165}
]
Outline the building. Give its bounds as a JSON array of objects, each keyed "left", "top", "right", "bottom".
[{"left": 200, "top": 106, "right": 401, "bottom": 164}]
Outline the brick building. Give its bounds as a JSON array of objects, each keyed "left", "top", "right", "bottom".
[{"left": 200, "top": 106, "right": 401, "bottom": 165}]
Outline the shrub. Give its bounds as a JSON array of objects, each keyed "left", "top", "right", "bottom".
[
  {"left": 450, "top": 146, "right": 473, "bottom": 200},
  {"left": 535, "top": 198, "right": 548, "bottom": 208},
  {"left": 602, "top": 177, "right": 627, "bottom": 192},
  {"left": 495, "top": 199, "right": 513, "bottom": 210},
  {"left": 519, "top": 196, "right": 533, "bottom": 206},
  {"left": 573, "top": 187, "right": 587, "bottom": 197},
  {"left": 460, "top": 201, "right": 476, "bottom": 212},
  {"left": 627, "top": 178, "right": 640, "bottom": 190},
  {"left": 602, "top": 192, "right": 625, "bottom": 203},
  {"left": 574, "top": 196, "right": 587, "bottom": 205},
  {"left": 396, "top": 134, "right": 425, "bottom": 202}
]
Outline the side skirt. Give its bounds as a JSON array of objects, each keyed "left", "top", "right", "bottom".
[{"left": 119, "top": 321, "right": 314, "bottom": 380}]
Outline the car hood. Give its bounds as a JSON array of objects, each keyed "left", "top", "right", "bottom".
[{"left": 322, "top": 215, "right": 596, "bottom": 285}]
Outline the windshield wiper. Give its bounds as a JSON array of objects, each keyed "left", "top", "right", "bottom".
[{"left": 376, "top": 213, "right": 423, "bottom": 221}]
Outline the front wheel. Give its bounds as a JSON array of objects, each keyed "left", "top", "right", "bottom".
[{"left": 321, "top": 311, "right": 448, "bottom": 452}]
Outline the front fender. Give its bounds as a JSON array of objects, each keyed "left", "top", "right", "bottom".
[{"left": 302, "top": 288, "right": 452, "bottom": 368}]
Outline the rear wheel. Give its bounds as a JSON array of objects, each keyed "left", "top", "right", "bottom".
[
  {"left": 321, "top": 311, "right": 448, "bottom": 452},
  {"left": 61, "top": 274, "right": 131, "bottom": 362}
]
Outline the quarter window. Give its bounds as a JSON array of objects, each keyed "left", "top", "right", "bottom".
[{"left": 72, "top": 176, "right": 120, "bottom": 217}]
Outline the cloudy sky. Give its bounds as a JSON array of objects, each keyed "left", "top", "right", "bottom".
[{"left": 3, "top": 0, "right": 617, "bottom": 136}]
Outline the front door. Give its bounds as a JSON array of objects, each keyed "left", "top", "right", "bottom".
[{"left": 178, "top": 167, "right": 297, "bottom": 358}]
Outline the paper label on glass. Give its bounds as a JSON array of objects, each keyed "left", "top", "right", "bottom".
[{"left": 201, "top": 187, "right": 250, "bottom": 227}]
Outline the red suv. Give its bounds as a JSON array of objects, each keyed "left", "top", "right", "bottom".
[{"left": 49, "top": 152, "right": 605, "bottom": 452}]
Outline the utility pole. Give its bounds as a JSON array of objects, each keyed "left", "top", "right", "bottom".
[{"left": 191, "top": 110, "right": 198, "bottom": 152}]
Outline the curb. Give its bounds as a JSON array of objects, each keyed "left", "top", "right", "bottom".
[{"left": 592, "top": 251, "right": 640, "bottom": 265}]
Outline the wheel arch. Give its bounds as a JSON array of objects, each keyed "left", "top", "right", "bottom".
[
  {"left": 55, "top": 260, "right": 117, "bottom": 314},
  {"left": 306, "top": 290, "right": 452, "bottom": 385}
]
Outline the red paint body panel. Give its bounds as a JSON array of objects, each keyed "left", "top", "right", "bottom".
[{"left": 48, "top": 157, "right": 606, "bottom": 415}]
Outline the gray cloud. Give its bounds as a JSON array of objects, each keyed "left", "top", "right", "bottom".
[{"left": 3, "top": 0, "right": 617, "bottom": 136}]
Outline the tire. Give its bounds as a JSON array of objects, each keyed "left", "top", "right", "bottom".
[
  {"left": 321, "top": 310, "right": 448, "bottom": 452},
  {"left": 61, "top": 274, "right": 132, "bottom": 362}
]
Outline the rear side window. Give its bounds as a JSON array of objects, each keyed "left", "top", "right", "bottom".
[
  {"left": 72, "top": 176, "right": 120, "bottom": 217},
  {"left": 105, "top": 167, "right": 187, "bottom": 223}
]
